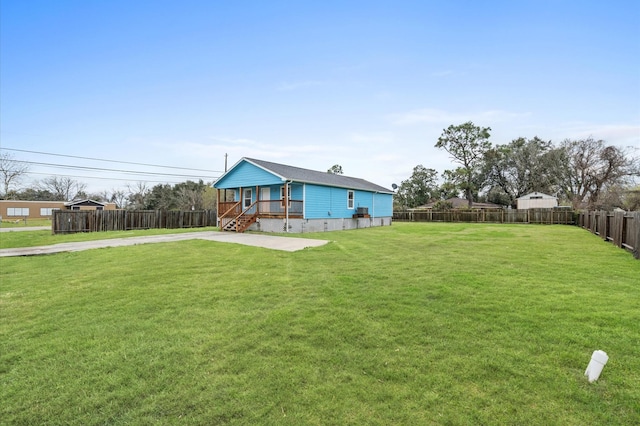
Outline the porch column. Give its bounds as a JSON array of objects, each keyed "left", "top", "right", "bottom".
[
  {"left": 285, "top": 181, "right": 289, "bottom": 232},
  {"left": 216, "top": 188, "right": 220, "bottom": 227}
]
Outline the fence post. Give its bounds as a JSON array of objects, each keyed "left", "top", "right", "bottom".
[{"left": 633, "top": 212, "right": 640, "bottom": 260}]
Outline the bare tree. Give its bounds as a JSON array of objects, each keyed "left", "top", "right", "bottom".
[
  {"left": 126, "top": 181, "right": 150, "bottom": 210},
  {"left": 110, "top": 189, "right": 128, "bottom": 209},
  {"left": 559, "top": 138, "right": 640, "bottom": 209},
  {"left": 0, "top": 152, "right": 29, "bottom": 198},
  {"left": 37, "top": 176, "right": 87, "bottom": 201}
]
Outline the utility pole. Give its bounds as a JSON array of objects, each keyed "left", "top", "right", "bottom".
[{"left": 223, "top": 153, "right": 228, "bottom": 202}]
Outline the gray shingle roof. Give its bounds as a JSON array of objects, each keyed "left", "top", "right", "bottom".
[{"left": 245, "top": 158, "right": 394, "bottom": 193}]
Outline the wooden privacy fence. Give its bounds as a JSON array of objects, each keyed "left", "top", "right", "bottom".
[
  {"left": 579, "top": 211, "right": 640, "bottom": 259},
  {"left": 52, "top": 209, "right": 217, "bottom": 234},
  {"left": 393, "top": 208, "right": 576, "bottom": 225}
]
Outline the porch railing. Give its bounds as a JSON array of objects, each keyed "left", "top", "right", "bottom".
[
  {"left": 219, "top": 200, "right": 303, "bottom": 218},
  {"left": 254, "top": 200, "right": 303, "bottom": 216},
  {"left": 219, "top": 201, "right": 241, "bottom": 218}
]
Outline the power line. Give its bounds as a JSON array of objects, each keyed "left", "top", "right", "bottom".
[
  {"left": 0, "top": 147, "right": 223, "bottom": 173},
  {"left": 17, "top": 159, "right": 219, "bottom": 180},
  {"left": 24, "top": 171, "right": 197, "bottom": 185}
]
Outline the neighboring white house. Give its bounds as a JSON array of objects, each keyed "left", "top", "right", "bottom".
[{"left": 517, "top": 192, "right": 558, "bottom": 209}]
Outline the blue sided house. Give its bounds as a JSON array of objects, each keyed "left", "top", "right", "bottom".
[{"left": 214, "top": 157, "right": 394, "bottom": 233}]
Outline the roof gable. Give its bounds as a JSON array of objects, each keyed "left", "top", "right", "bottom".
[{"left": 64, "top": 199, "right": 106, "bottom": 207}]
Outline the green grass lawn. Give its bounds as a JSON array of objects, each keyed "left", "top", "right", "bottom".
[
  {"left": 0, "top": 218, "right": 51, "bottom": 228},
  {"left": 0, "top": 226, "right": 219, "bottom": 249},
  {"left": 1, "top": 223, "right": 638, "bottom": 425}
]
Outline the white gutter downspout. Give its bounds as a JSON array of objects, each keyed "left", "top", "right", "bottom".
[
  {"left": 372, "top": 192, "right": 375, "bottom": 223},
  {"left": 285, "top": 180, "right": 292, "bottom": 232}
]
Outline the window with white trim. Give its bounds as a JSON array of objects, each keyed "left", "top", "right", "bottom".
[
  {"left": 7, "top": 207, "right": 29, "bottom": 216},
  {"left": 40, "top": 208, "right": 59, "bottom": 216},
  {"left": 347, "top": 190, "right": 355, "bottom": 209},
  {"left": 280, "top": 185, "right": 291, "bottom": 207},
  {"left": 243, "top": 188, "right": 252, "bottom": 208}
]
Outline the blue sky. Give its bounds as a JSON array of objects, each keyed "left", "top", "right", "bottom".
[{"left": 1, "top": 0, "right": 639, "bottom": 193}]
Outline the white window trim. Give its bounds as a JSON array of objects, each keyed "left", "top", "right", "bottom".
[
  {"left": 7, "top": 207, "right": 29, "bottom": 216},
  {"left": 347, "top": 190, "right": 355, "bottom": 209},
  {"left": 243, "top": 188, "right": 253, "bottom": 209},
  {"left": 280, "top": 185, "right": 291, "bottom": 208},
  {"left": 40, "top": 207, "right": 59, "bottom": 216}
]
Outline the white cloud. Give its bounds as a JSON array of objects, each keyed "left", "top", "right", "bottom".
[{"left": 553, "top": 123, "right": 640, "bottom": 147}]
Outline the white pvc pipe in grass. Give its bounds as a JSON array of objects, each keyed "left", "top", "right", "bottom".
[{"left": 585, "top": 350, "right": 608, "bottom": 383}]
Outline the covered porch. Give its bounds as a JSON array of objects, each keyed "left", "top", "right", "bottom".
[{"left": 217, "top": 185, "right": 303, "bottom": 232}]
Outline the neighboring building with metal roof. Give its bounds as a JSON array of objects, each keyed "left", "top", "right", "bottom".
[{"left": 214, "top": 157, "right": 394, "bottom": 233}]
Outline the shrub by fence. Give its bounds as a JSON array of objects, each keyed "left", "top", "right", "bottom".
[
  {"left": 393, "top": 208, "right": 576, "bottom": 225},
  {"left": 52, "top": 209, "right": 217, "bottom": 234},
  {"left": 579, "top": 210, "right": 640, "bottom": 259}
]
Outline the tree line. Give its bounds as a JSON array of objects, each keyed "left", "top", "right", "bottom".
[
  {"left": 395, "top": 122, "right": 640, "bottom": 211},
  {"left": 3, "top": 128, "right": 639, "bottom": 212},
  {"left": 0, "top": 153, "right": 217, "bottom": 211}
]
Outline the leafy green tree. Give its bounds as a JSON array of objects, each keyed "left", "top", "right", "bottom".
[
  {"left": 202, "top": 184, "right": 217, "bottom": 210},
  {"left": 327, "top": 164, "right": 344, "bottom": 174},
  {"left": 436, "top": 122, "right": 492, "bottom": 207},
  {"left": 623, "top": 186, "right": 640, "bottom": 211},
  {"left": 484, "top": 137, "right": 564, "bottom": 207},
  {"left": 146, "top": 184, "right": 176, "bottom": 210},
  {"left": 12, "top": 188, "right": 56, "bottom": 201},
  {"left": 395, "top": 165, "right": 439, "bottom": 208}
]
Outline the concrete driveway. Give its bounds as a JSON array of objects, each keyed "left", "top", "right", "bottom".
[{"left": 0, "top": 231, "right": 330, "bottom": 257}]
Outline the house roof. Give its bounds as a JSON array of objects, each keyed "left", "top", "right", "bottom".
[
  {"left": 222, "top": 158, "right": 394, "bottom": 193},
  {"left": 412, "top": 197, "right": 503, "bottom": 210},
  {"left": 517, "top": 192, "right": 557, "bottom": 200},
  {"left": 64, "top": 199, "right": 106, "bottom": 207}
]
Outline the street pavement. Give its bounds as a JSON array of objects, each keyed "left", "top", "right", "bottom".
[
  {"left": 0, "top": 226, "right": 50, "bottom": 232},
  {"left": 0, "top": 231, "right": 330, "bottom": 257}
]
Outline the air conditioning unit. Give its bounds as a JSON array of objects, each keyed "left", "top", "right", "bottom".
[{"left": 356, "top": 207, "right": 368, "bottom": 215}]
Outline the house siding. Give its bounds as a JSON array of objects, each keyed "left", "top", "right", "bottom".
[
  {"left": 233, "top": 183, "right": 303, "bottom": 204},
  {"left": 215, "top": 161, "right": 283, "bottom": 189},
  {"left": 303, "top": 184, "right": 393, "bottom": 219},
  {"left": 517, "top": 192, "right": 558, "bottom": 209}
]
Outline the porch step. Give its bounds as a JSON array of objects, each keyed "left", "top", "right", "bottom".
[{"left": 222, "top": 214, "right": 257, "bottom": 233}]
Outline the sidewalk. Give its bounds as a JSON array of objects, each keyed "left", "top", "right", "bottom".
[{"left": 0, "top": 231, "right": 330, "bottom": 257}]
